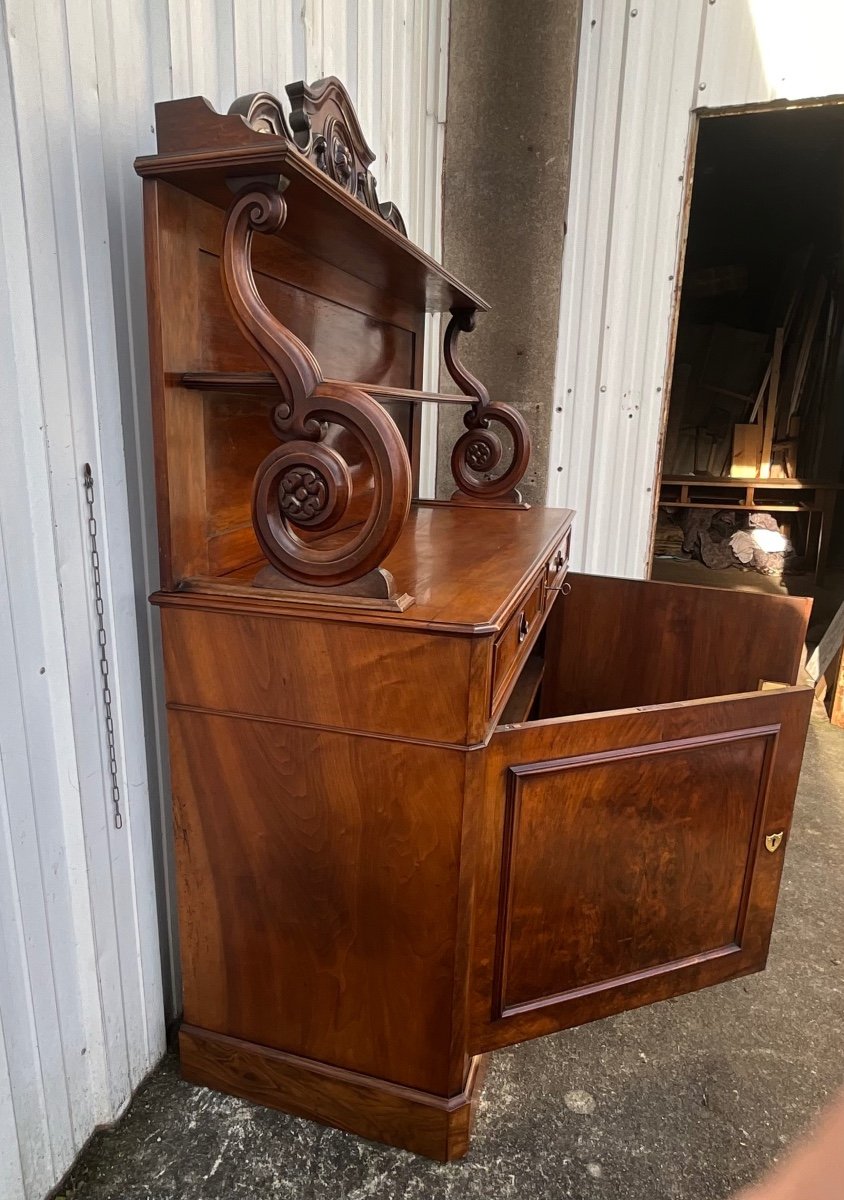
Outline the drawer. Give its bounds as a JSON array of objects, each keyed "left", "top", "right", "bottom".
[
  {"left": 491, "top": 573, "right": 545, "bottom": 714},
  {"left": 544, "top": 527, "right": 571, "bottom": 602}
]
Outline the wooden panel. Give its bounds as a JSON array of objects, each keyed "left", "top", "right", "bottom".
[
  {"left": 180, "top": 1027, "right": 485, "bottom": 1163},
  {"left": 203, "top": 395, "right": 278, "bottom": 538},
  {"left": 168, "top": 710, "right": 468, "bottom": 1094},
  {"left": 471, "top": 686, "right": 813, "bottom": 1052},
  {"left": 161, "top": 606, "right": 475, "bottom": 744},
  {"left": 149, "top": 182, "right": 426, "bottom": 584},
  {"left": 199, "top": 393, "right": 414, "bottom": 576},
  {"left": 541, "top": 573, "right": 811, "bottom": 719},
  {"left": 730, "top": 423, "right": 762, "bottom": 478},
  {"left": 500, "top": 730, "right": 771, "bottom": 1011},
  {"left": 197, "top": 248, "right": 417, "bottom": 383}
]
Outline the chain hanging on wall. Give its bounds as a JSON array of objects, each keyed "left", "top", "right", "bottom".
[{"left": 83, "top": 463, "right": 123, "bottom": 830}]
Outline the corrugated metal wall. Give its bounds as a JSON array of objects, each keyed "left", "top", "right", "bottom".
[
  {"left": 0, "top": 4, "right": 450, "bottom": 1198},
  {"left": 547, "top": 0, "right": 844, "bottom": 578}
]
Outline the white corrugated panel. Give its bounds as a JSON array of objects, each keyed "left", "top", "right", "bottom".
[
  {"left": 547, "top": 0, "right": 844, "bottom": 577},
  {"left": 0, "top": 2, "right": 450, "bottom": 1197}
]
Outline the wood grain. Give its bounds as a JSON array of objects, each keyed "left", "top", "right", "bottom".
[
  {"left": 471, "top": 685, "right": 813, "bottom": 1052},
  {"left": 141, "top": 83, "right": 815, "bottom": 1162},
  {"left": 541, "top": 572, "right": 811, "bottom": 719},
  {"left": 180, "top": 1026, "right": 485, "bottom": 1162},
  {"left": 169, "top": 709, "right": 469, "bottom": 1095},
  {"left": 136, "top": 99, "right": 488, "bottom": 315},
  {"left": 160, "top": 606, "right": 477, "bottom": 744},
  {"left": 175, "top": 503, "right": 573, "bottom": 632}
]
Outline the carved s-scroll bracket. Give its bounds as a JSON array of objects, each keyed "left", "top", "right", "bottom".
[
  {"left": 220, "top": 184, "right": 412, "bottom": 594},
  {"left": 444, "top": 308, "right": 531, "bottom": 504}
]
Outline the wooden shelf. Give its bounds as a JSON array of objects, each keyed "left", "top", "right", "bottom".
[
  {"left": 659, "top": 501, "right": 810, "bottom": 512},
  {"left": 662, "top": 475, "right": 840, "bottom": 489},
  {"left": 179, "top": 371, "right": 472, "bottom": 407},
  {"left": 136, "top": 98, "right": 487, "bottom": 315}
]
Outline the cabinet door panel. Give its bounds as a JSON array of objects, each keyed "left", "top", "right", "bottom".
[
  {"left": 471, "top": 687, "right": 812, "bottom": 1053},
  {"left": 540, "top": 573, "right": 812, "bottom": 719}
]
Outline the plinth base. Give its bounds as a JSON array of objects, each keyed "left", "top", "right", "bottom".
[{"left": 180, "top": 1025, "right": 486, "bottom": 1161}]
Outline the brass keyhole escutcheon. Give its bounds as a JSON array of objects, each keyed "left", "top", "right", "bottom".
[{"left": 765, "top": 831, "right": 784, "bottom": 853}]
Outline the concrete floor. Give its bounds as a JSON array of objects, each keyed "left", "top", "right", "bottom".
[{"left": 60, "top": 713, "right": 844, "bottom": 1200}]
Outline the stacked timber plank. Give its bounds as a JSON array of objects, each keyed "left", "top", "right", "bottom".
[{"left": 664, "top": 255, "right": 841, "bottom": 482}]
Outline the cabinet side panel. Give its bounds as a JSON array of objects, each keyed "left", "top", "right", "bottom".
[
  {"left": 160, "top": 606, "right": 474, "bottom": 744},
  {"left": 168, "top": 709, "right": 467, "bottom": 1095}
]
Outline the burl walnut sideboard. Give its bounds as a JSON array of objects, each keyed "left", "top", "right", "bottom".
[{"left": 136, "top": 77, "right": 814, "bottom": 1161}]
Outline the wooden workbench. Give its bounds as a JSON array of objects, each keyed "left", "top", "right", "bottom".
[{"left": 659, "top": 475, "right": 841, "bottom": 582}]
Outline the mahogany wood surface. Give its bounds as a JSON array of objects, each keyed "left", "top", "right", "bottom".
[
  {"left": 444, "top": 309, "right": 532, "bottom": 502},
  {"left": 540, "top": 572, "right": 811, "bottom": 719},
  {"left": 473, "top": 684, "right": 813, "bottom": 1052},
  {"left": 180, "top": 1027, "right": 486, "bottom": 1162},
  {"left": 156, "top": 503, "right": 575, "bottom": 634},
  {"left": 161, "top": 608, "right": 478, "bottom": 744},
  {"left": 136, "top": 95, "right": 488, "bottom": 314},
  {"left": 141, "top": 79, "right": 815, "bottom": 1160},
  {"left": 169, "top": 709, "right": 468, "bottom": 1093},
  {"left": 220, "top": 183, "right": 414, "bottom": 590},
  {"left": 145, "top": 180, "right": 425, "bottom": 588},
  {"left": 180, "top": 370, "right": 474, "bottom": 407}
]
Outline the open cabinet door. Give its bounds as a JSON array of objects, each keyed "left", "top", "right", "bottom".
[{"left": 470, "top": 575, "right": 813, "bottom": 1054}]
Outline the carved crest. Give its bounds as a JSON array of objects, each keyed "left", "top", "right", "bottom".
[{"left": 227, "top": 77, "right": 406, "bottom": 235}]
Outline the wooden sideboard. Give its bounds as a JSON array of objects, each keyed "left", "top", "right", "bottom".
[{"left": 137, "top": 77, "right": 814, "bottom": 1161}]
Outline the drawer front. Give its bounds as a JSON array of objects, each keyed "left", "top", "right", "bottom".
[
  {"left": 491, "top": 574, "right": 545, "bottom": 713},
  {"left": 544, "top": 527, "right": 571, "bottom": 605}
]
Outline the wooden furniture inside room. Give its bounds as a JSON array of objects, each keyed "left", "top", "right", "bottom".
[
  {"left": 659, "top": 475, "right": 841, "bottom": 583},
  {"left": 137, "top": 77, "right": 815, "bottom": 1161}
]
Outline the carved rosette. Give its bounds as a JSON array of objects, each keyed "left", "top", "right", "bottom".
[
  {"left": 445, "top": 309, "right": 532, "bottom": 501},
  {"left": 222, "top": 184, "right": 411, "bottom": 587}
]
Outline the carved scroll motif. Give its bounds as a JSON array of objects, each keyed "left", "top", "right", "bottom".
[
  {"left": 227, "top": 91, "right": 293, "bottom": 138},
  {"left": 227, "top": 78, "right": 406, "bottom": 235},
  {"left": 445, "top": 309, "right": 532, "bottom": 501},
  {"left": 221, "top": 184, "right": 412, "bottom": 588}
]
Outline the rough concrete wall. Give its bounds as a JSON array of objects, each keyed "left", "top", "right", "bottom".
[{"left": 437, "top": 0, "right": 581, "bottom": 503}]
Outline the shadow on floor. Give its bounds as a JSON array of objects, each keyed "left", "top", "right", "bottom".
[{"left": 60, "top": 714, "right": 844, "bottom": 1200}]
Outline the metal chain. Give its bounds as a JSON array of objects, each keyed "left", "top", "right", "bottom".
[{"left": 83, "top": 464, "right": 123, "bottom": 830}]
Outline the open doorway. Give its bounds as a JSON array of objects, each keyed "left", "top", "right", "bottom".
[{"left": 651, "top": 102, "right": 844, "bottom": 715}]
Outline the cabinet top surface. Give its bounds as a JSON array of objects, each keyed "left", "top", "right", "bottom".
[{"left": 156, "top": 503, "right": 574, "bottom": 635}]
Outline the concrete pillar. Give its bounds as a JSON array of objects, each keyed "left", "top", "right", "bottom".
[{"left": 437, "top": 0, "right": 581, "bottom": 504}]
